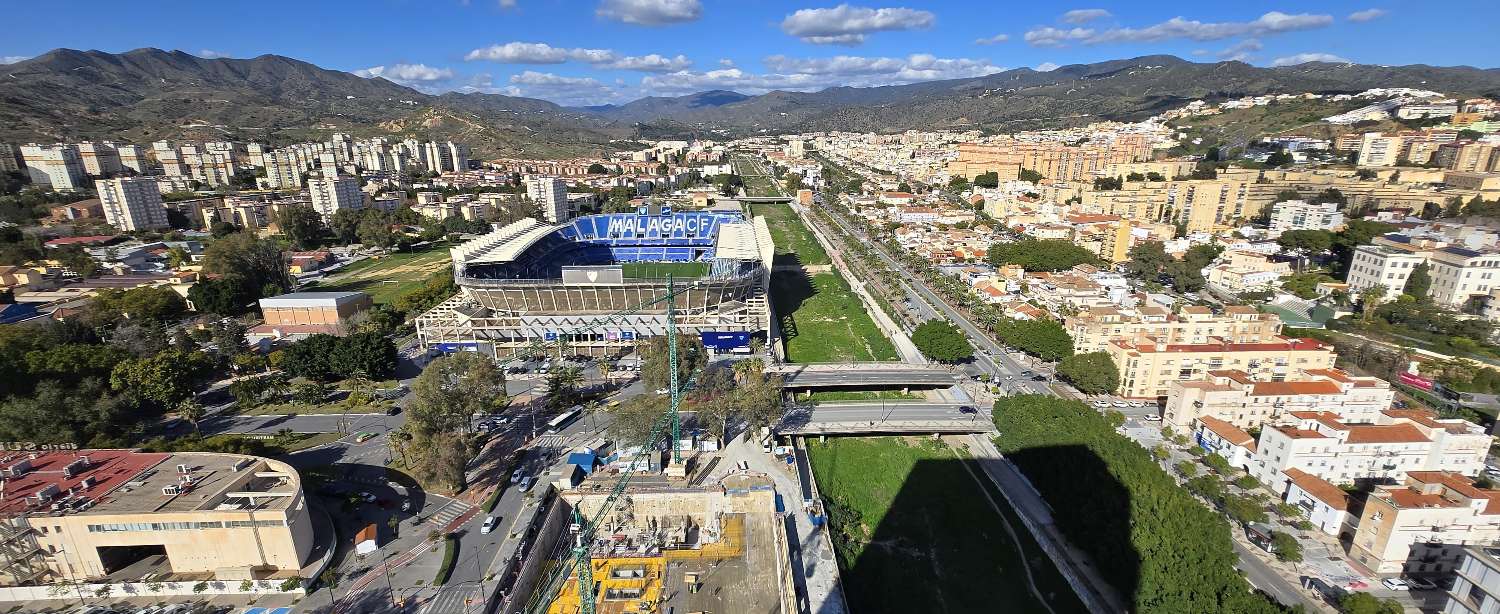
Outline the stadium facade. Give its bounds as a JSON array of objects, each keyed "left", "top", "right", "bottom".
[{"left": 416, "top": 208, "right": 774, "bottom": 357}]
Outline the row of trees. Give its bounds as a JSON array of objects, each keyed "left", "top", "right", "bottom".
[
  {"left": 911, "top": 320, "right": 974, "bottom": 363},
  {"left": 1056, "top": 352, "right": 1119, "bottom": 394},
  {"left": 992, "top": 395, "right": 1290, "bottom": 614},
  {"left": 1124, "top": 241, "right": 1223, "bottom": 293},
  {"left": 993, "top": 318, "right": 1073, "bottom": 362},
  {"left": 278, "top": 332, "right": 398, "bottom": 382}
]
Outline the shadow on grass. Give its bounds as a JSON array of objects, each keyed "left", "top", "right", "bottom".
[
  {"left": 770, "top": 268, "right": 815, "bottom": 346},
  {"left": 819, "top": 450, "right": 1095, "bottom": 613}
]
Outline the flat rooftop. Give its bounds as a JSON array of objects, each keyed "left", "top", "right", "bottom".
[{"left": 0, "top": 449, "right": 296, "bottom": 518}]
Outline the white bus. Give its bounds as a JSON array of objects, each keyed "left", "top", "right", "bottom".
[{"left": 546, "top": 406, "right": 584, "bottom": 434}]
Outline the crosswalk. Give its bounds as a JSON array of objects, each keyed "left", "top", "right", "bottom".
[
  {"left": 534, "top": 434, "right": 565, "bottom": 449},
  {"left": 427, "top": 499, "right": 473, "bottom": 528},
  {"left": 421, "top": 584, "right": 482, "bottom": 614}
]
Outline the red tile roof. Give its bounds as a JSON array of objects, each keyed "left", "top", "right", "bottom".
[
  {"left": 1284, "top": 468, "right": 1349, "bottom": 511},
  {"left": 1248, "top": 380, "right": 1344, "bottom": 396},
  {"left": 1344, "top": 424, "right": 1430, "bottom": 444},
  {"left": 1198, "top": 416, "right": 1255, "bottom": 447}
]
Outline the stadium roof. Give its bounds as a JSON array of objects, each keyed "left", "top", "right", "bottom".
[
  {"left": 714, "top": 221, "right": 762, "bottom": 261},
  {"left": 452, "top": 218, "right": 558, "bottom": 265}
]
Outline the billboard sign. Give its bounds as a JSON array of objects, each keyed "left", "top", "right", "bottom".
[
  {"left": 1398, "top": 371, "right": 1434, "bottom": 391},
  {"left": 701, "top": 331, "right": 751, "bottom": 350},
  {"left": 435, "top": 342, "right": 480, "bottom": 353}
]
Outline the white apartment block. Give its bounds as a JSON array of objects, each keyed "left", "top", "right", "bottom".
[
  {"left": 265, "top": 150, "right": 304, "bottom": 190},
  {"left": 76, "top": 142, "right": 122, "bottom": 177},
  {"left": 1351, "top": 472, "right": 1500, "bottom": 575},
  {"left": 1251, "top": 409, "right": 1489, "bottom": 495},
  {"left": 96, "top": 177, "right": 169, "bottom": 231},
  {"left": 1428, "top": 246, "right": 1500, "bottom": 309},
  {"left": 1359, "top": 132, "right": 1406, "bottom": 167},
  {"left": 116, "top": 145, "right": 148, "bottom": 174},
  {"left": 20, "top": 144, "right": 86, "bottom": 190},
  {"left": 309, "top": 175, "right": 365, "bottom": 219},
  {"left": 1065, "top": 304, "right": 1281, "bottom": 355},
  {"left": 1346, "top": 244, "right": 1429, "bottom": 301},
  {"left": 1269, "top": 199, "right": 1345, "bottom": 232},
  {"left": 1165, "top": 367, "right": 1393, "bottom": 431},
  {"left": 526, "top": 176, "right": 569, "bottom": 223}
]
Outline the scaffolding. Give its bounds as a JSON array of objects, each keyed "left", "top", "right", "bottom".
[{"left": 0, "top": 517, "right": 50, "bottom": 586}]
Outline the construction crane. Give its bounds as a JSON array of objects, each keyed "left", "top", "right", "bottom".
[{"left": 516, "top": 276, "right": 706, "bottom": 614}]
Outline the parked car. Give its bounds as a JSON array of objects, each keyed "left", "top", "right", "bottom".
[
  {"left": 358, "top": 491, "right": 376, "bottom": 503},
  {"left": 1092, "top": 400, "right": 1110, "bottom": 409},
  {"left": 400, "top": 499, "right": 411, "bottom": 512},
  {"left": 481, "top": 515, "right": 498, "bottom": 534},
  {"left": 958, "top": 406, "right": 978, "bottom": 415},
  {"left": 1381, "top": 578, "right": 1410, "bottom": 591},
  {"left": 1404, "top": 576, "right": 1438, "bottom": 591},
  {"left": 519, "top": 476, "right": 536, "bottom": 492},
  {"left": 1111, "top": 401, "right": 1129, "bottom": 408},
  {"left": 1144, "top": 414, "right": 1163, "bottom": 422},
  {"left": 511, "top": 469, "right": 524, "bottom": 483}
]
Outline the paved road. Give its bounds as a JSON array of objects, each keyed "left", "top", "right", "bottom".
[
  {"left": 780, "top": 401, "right": 990, "bottom": 434},
  {"left": 775, "top": 366, "right": 958, "bottom": 388}
]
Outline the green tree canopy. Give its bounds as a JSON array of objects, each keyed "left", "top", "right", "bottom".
[
  {"left": 276, "top": 205, "right": 326, "bottom": 250},
  {"left": 1056, "top": 352, "right": 1120, "bottom": 394},
  {"left": 1018, "top": 168, "right": 1043, "bottom": 183},
  {"left": 1402, "top": 262, "right": 1432, "bottom": 299},
  {"left": 911, "top": 320, "right": 974, "bottom": 363},
  {"left": 973, "top": 171, "right": 1000, "bottom": 188},
  {"left": 987, "top": 239, "right": 1100, "bottom": 272},
  {"left": 110, "top": 349, "right": 215, "bottom": 410},
  {"left": 408, "top": 352, "right": 509, "bottom": 436},
  {"left": 1276, "top": 229, "right": 1334, "bottom": 253},
  {"left": 640, "top": 334, "right": 706, "bottom": 391},
  {"left": 994, "top": 318, "right": 1073, "bottom": 362}
]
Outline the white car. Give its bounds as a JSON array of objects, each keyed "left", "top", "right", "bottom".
[
  {"left": 1092, "top": 400, "right": 1110, "bottom": 409},
  {"left": 481, "top": 515, "right": 498, "bottom": 534},
  {"left": 1381, "top": 578, "right": 1410, "bottom": 591},
  {"left": 1144, "top": 414, "right": 1162, "bottom": 422},
  {"left": 511, "top": 469, "right": 524, "bottom": 484},
  {"left": 655, "top": 388, "right": 670, "bottom": 395},
  {"left": 357, "top": 491, "right": 375, "bottom": 503},
  {"left": 519, "top": 476, "right": 536, "bottom": 492},
  {"left": 1111, "top": 401, "right": 1129, "bottom": 408},
  {"left": 1129, "top": 401, "right": 1146, "bottom": 408}
]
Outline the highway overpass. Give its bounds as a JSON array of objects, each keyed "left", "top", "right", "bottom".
[
  {"left": 776, "top": 401, "right": 994, "bottom": 436},
  {"left": 769, "top": 362, "right": 960, "bottom": 390}
]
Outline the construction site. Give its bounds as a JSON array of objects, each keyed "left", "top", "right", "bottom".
[{"left": 513, "top": 465, "right": 795, "bottom": 614}]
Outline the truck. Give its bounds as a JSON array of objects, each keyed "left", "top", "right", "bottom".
[{"left": 354, "top": 523, "right": 378, "bottom": 555}]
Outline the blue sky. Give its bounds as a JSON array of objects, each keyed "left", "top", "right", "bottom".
[{"left": 2, "top": 1, "right": 1495, "bottom": 106}]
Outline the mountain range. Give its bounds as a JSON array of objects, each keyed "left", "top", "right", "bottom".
[{"left": 2, "top": 49, "right": 1498, "bottom": 158}]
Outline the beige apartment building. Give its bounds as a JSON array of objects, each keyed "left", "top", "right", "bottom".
[
  {"left": 0, "top": 449, "right": 315, "bottom": 586},
  {"left": 1350, "top": 472, "right": 1500, "bottom": 575},
  {"left": 1203, "top": 250, "right": 1293, "bottom": 293},
  {"left": 1106, "top": 335, "right": 1335, "bottom": 399},
  {"left": 1164, "top": 367, "right": 1393, "bottom": 431},
  {"left": 946, "top": 137, "right": 1151, "bottom": 182},
  {"left": 1066, "top": 304, "right": 1281, "bottom": 355},
  {"left": 1251, "top": 409, "right": 1489, "bottom": 495}
]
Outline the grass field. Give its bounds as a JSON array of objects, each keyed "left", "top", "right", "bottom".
[
  {"left": 310, "top": 246, "right": 452, "bottom": 305},
  {"left": 772, "top": 271, "right": 897, "bottom": 363},
  {"left": 621, "top": 261, "right": 710, "bottom": 279},
  {"left": 807, "top": 437, "right": 1086, "bottom": 614},
  {"left": 732, "top": 154, "right": 782, "bottom": 197},
  {"left": 750, "top": 203, "right": 831, "bottom": 266}
]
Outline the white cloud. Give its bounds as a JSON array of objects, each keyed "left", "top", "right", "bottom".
[
  {"left": 641, "top": 53, "right": 1001, "bottom": 96},
  {"left": 1271, "top": 52, "right": 1350, "bottom": 67},
  {"left": 1026, "top": 11, "right": 1331, "bottom": 47},
  {"left": 1060, "top": 9, "right": 1111, "bottom": 24},
  {"left": 602, "top": 54, "right": 692, "bottom": 72},
  {"left": 1035, "top": 62, "right": 1060, "bottom": 72},
  {"left": 464, "top": 42, "right": 690, "bottom": 72},
  {"left": 506, "top": 71, "right": 619, "bottom": 105},
  {"left": 498, "top": 0, "right": 517, "bottom": 7},
  {"left": 1024, "top": 26, "right": 1095, "bottom": 47},
  {"left": 354, "top": 63, "right": 456, "bottom": 86},
  {"left": 718, "top": 58, "right": 736, "bottom": 67},
  {"left": 1216, "top": 39, "right": 1262, "bottom": 61},
  {"left": 974, "top": 33, "right": 1010, "bottom": 45},
  {"left": 780, "top": 5, "right": 936, "bottom": 46},
  {"left": 596, "top": 0, "right": 702, "bottom": 26},
  {"left": 0, "top": 56, "right": 30, "bottom": 65},
  {"left": 197, "top": 49, "right": 228, "bottom": 59},
  {"left": 1347, "top": 8, "right": 1387, "bottom": 22}
]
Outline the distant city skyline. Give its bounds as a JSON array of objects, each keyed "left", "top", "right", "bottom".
[{"left": 2, "top": 1, "right": 1497, "bottom": 106}]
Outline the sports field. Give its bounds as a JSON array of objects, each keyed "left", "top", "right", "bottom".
[
  {"left": 806, "top": 437, "right": 1087, "bottom": 614},
  {"left": 311, "top": 246, "right": 452, "bottom": 305},
  {"left": 750, "top": 203, "right": 830, "bottom": 266},
  {"left": 771, "top": 271, "right": 897, "bottom": 363}
]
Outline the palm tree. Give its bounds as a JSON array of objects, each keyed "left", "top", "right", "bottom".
[{"left": 177, "top": 399, "right": 206, "bottom": 433}]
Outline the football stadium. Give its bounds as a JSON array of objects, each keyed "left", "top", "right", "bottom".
[{"left": 415, "top": 207, "right": 774, "bottom": 357}]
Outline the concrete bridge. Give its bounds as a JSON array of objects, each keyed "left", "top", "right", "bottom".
[
  {"left": 775, "top": 401, "right": 994, "bottom": 436},
  {"left": 768, "top": 363, "right": 959, "bottom": 390}
]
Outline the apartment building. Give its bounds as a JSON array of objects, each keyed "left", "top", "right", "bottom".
[
  {"left": 0, "top": 449, "right": 314, "bottom": 586},
  {"left": 1428, "top": 246, "right": 1500, "bottom": 308},
  {"left": 1437, "top": 142, "right": 1500, "bottom": 173},
  {"left": 1165, "top": 367, "right": 1393, "bottom": 430},
  {"left": 264, "top": 149, "right": 304, "bottom": 190},
  {"left": 1269, "top": 199, "right": 1345, "bottom": 232},
  {"left": 96, "top": 177, "right": 169, "bottom": 231},
  {"left": 19, "top": 144, "right": 86, "bottom": 190},
  {"left": 526, "top": 176, "right": 570, "bottom": 223},
  {"left": 1444, "top": 546, "right": 1500, "bottom": 614},
  {"left": 308, "top": 175, "right": 365, "bottom": 219},
  {"left": 1350, "top": 472, "right": 1500, "bottom": 575},
  {"left": 75, "top": 142, "right": 122, "bottom": 177},
  {"left": 0, "top": 143, "right": 19, "bottom": 173},
  {"left": 1106, "top": 336, "right": 1336, "bottom": 399},
  {"left": 116, "top": 145, "right": 148, "bottom": 174},
  {"left": 1282, "top": 468, "right": 1354, "bottom": 536},
  {"left": 1359, "top": 132, "right": 1407, "bottom": 167},
  {"left": 1203, "top": 250, "right": 1293, "bottom": 293},
  {"left": 1346, "top": 243, "right": 1432, "bottom": 301},
  {"left": 1252, "top": 410, "right": 1489, "bottom": 495},
  {"left": 1066, "top": 304, "right": 1281, "bottom": 355}
]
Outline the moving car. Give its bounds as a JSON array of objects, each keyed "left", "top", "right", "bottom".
[
  {"left": 358, "top": 491, "right": 376, "bottom": 503},
  {"left": 481, "top": 515, "right": 498, "bottom": 534},
  {"left": 1381, "top": 578, "right": 1409, "bottom": 591},
  {"left": 958, "top": 406, "right": 978, "bottom": 415}
]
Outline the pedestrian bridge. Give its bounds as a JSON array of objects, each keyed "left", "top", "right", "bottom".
[
  {"left": 775, "top": 401, "right": 995, "bottom": 436},
  {"left": 768, "top": 363, "right": 959, "bottom": 390}
]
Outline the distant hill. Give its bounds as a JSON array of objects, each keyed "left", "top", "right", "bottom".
[
  {"left": 3, "top": 50, "right": 1498, "bottom": 159},
  {"left": 0, "top": 48, "right": 629, "bottom": 158},
  {"left": 571, "top": 55, "right": 1500, "bottom": 137}
]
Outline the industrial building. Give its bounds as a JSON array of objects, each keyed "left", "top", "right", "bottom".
[{"left": 0, "top": 449, "right": 315, "bottom": 586}]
